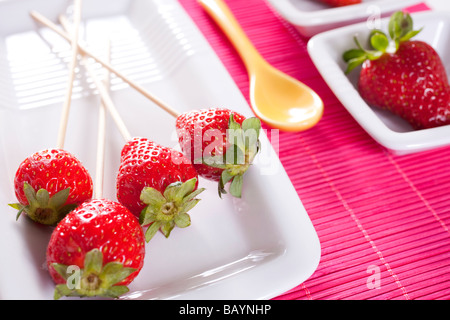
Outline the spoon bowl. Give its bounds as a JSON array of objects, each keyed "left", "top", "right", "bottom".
[
  {"left": 250, "top": 62, "right": 324, "bottom": 131},
  {"left": 199, "top": 0, "right": 324, "bottom": 132}
]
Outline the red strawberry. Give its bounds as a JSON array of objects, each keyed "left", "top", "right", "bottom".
[
  {"left": 318, "top": 0, "right": 361, "bottom": 7},
  {"left": 117, "top": 137, "right": 204, "bottom": 242},
  {"left": 175, "top": 108, "right": 261, "bottom": 198},
  {"left": 344, "top": 11, "right": 450, "bottom": 129},
  {"left": 46, "top": 198, "right": 145, "bottom": 299},
  {"left": 9, "top": 148, "right": 93, "bottom": 225}
]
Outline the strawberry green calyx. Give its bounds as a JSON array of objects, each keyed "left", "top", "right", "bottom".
[
  {"left": 388, "top": 11, "right": 422, "bottom": 49},
  {"left": 139, "top": 178, "right": 205, "bottom": 242},
  {"left": 205, "top": 115, "right": 261, "bottom": 198},
  {"left": 52, "top": 249, "right": 136, "bottom": 300},
  {"left": 343, "top": 11, "right": 422, "bottom": 74},
  {"left": 8, "top": 183, "right": 77, "bottom": 225}
]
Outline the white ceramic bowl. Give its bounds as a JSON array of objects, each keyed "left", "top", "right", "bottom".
[
  {"left": 266, "top": 0, "right": 421, "bottom": 37},
  {"left": 307, "top": 10, "right": 450, "bottom": 154}
]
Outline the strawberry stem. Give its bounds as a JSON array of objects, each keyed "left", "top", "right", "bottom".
[
  {"left": 9, "top": 183, "right": 76, "bottom": 225},
  {"left": 139, "top": 178, "right": 204, "bottom": 242},
  {"left": 52, "top": 249, "right": 136, "bottom": 299},
  {"left": 343, "top": 11, "right": 422, "bottom": 74},
  {"left": 206, "top": 114, "right": 261, "bottom": 198}
]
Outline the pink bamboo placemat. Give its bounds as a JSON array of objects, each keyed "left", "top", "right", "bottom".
[{"left": 178, "top": 0, "right": 450, "bottom": 300}]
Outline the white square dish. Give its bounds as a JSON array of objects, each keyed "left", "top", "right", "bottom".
[
  {"left": 0, "top": 0, "right": 320, "bottom": 299},
  {"left": 307, "top": 10, "right": 450, "bottom": 155},
  {"left": 266, "top": 0, "right": 421, "bottom": 37}
]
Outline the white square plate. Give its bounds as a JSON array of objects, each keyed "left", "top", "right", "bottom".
[
  {"left": 266, "top": 0, "right": 421, "bottom": 37},
  {"left": 307, "top": 10, "right": 450, "bottom": 155},
  {"left": 0, "top": 0, "right": 320, "bottom": 299}
]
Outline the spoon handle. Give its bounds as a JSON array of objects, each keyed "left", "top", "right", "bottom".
[{"left": 198, "top": 0, "right": 264, "bottom": 71}]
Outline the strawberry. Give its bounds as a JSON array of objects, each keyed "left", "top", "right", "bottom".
[
  {"left": 9, "top": 148, "right": 93, "bottom": 225},
  {"left": 343, "top": 11, "right": 450, "bottom": 129},
  {"left": 46, "top": 198, "right": 145, "bottom": 299},
  {"left": 318, "top": 0, "right": 361, "bottom": 7},
  {"left": 116, "top": 137, "right": 204, "bottom": 242},
  {"left": 175, "top": 108, "right": 261, "bottom": 198}
]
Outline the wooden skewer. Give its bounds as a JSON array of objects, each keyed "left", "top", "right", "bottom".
[
  {"left": 59, "top": 14, "right": 115, "bottom": 199},
  {"left": 56, "top": 0, "right": 82, "bottom": 149},
  {"left": 59, "top": 6, "right": 132, "bottom": 144},
  {"left": 82, "top": 60, "right": 132, "bottom": 143},
  {"left": 93, "top": 40, "right": 110, "bottom": 199},
  {"left": 30, "top": 10, "right": 181, "bottom": 119}
]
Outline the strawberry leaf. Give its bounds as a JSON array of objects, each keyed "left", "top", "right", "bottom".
[
  {"left": 214, "top": 115, "right": 261, "bottom": 198},
  {"left": 48, "top": 188, "right": 71, "bottom": 209},
  {"left": 344, "top": 55, "right": 367, "bottom": 74},
  {"left": 218, "top": 170, "right": 234, "bottom": 198},
  {"left": 51, "top": 249, "right": 135, "bottom": 300},
  {"left": 103, "top": 286, "right": 130, "bottom": 299},
  {"left": 229, "top": 174, "right": 244, "bottom": 198},
  {"left": 388, "top": 11, "right": 421, "bottom": 49},
  {"left": 10, "top": 183, "right": 73, "bottom": 225},
  {"left": 8, "top": 203, "right": 26, "bottom": 221},
  {"left": 36, "top": 189, "right": 50, "bottom": 207},
  {"left": 23, "top": 182, "right": 38, "bottom": 203},
  {"left": 160, "top": 221, "right": 175, "bottom": 238},
  {"left": 139, "top": 211, "right": 155, "bottom": 226},
  {"left": 228, "top": 113, "right": 242, "bottom": 131},
  {"left": 139, "top": 178, "right": 204, "bottom": 242},
  {"left": 183, "top": 187, "right": 205, "bottom": 203},
  {"left": 228, "top": 143, "right": 245, "bottom": 166},
  {"left": 180, "top": 199, "right": 200, "bottom": 217},
  {"left": 388, "top": 11, "right": 405, "bottom": 42},
  {"left": 163, "top": 182, "right": 182, "bottom": 202},
  {"left": 370, "top": 32, "right": 389, "bottom": 53},
  {"left": 174, "top": 212, "right": 191, "bottom": 228},
  {"left": 140, "top": 187, "right": 166, "bottom": 207},
  {"left": 343, "top": 48, "right": 366, "bottom": 62},
  {"left": 343, "top": 11, "right": 421, "bottom": 73},
  {"left": 101, "top": 261, "right": 136, "bottom": 287},
  {"left": 54, "top": 284, "right": 73, "bottom": 300},
  {"left": 400, "top": 28, "right": 422, "bottom": 42},
  {"left": 343, "top": 36, "right": 382, "bottom": 74},
  {"left": 52, "top": 263, "right": 71, "bottom": 281},
  {"left": 389, "top": 11, "right": 413, "bottom": 39},
  {"left": 202, "top": 155, "right": 227, "bottom": 169},
  {"left": 242, "top": 117, "right": 261, "bottom": 136},
  {"left": 144, "top": 221, "right": 162, "bottom": 242},
  {"left": 167, "top": 178, "right": 197, "bottom": 203},
  {"left": 84, "top": 248, "right": 103, "bottom": 275}
]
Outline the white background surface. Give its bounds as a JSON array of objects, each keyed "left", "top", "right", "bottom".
[{"left": 426, "top": 0, "right": 450, "bottom": 11}]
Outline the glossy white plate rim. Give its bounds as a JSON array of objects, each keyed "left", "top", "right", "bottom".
[{"left": 0, "top": 0, "right": 321, "bottom": 300}]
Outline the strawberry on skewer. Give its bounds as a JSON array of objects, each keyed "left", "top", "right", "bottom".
[
  {"left": 47, "top": 199, "right": 146, "bottom": 299},
  {"left": 343, "top": 11, "right": 450, "bottom": 129},
  {"left": 46, "top": 41, "right": 146, "bottom": 299},
  {"left": 8, "top": 0, "right": 93, "bottom": 226},
  {"left": 176, "top": 108, "right": 261, "bottom": 198},
  {"left": 30, "top": 12, "right": 262, "bottom": 199},
  {"left": 68, "top": 33, "right": 205, "bottom": 242},
  {"left": 9, "top": 149, "right": 93, "bottom": 225},
  {"left": 118, "top": 137, "right": 201, "bottom": 241}
]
